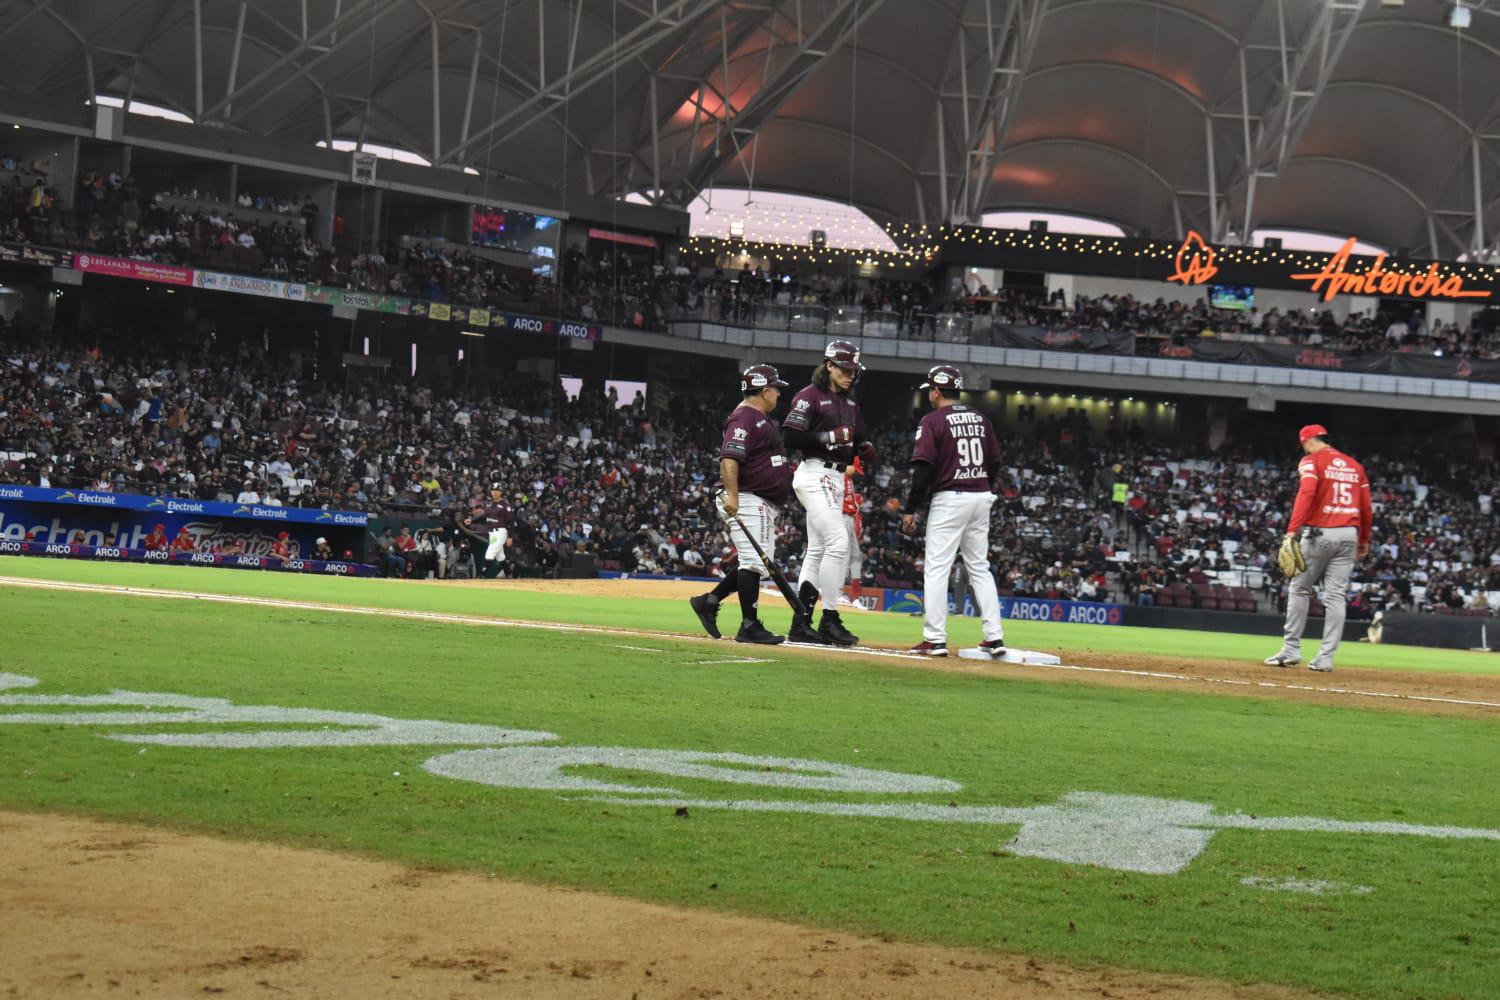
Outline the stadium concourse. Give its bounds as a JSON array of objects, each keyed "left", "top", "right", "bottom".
[{"left": 2, "top": 317, "right": 1496, "bottom": 617}]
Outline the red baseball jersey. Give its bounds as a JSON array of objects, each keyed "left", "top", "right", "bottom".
[{"left": 1287, "top": 447, "right": 1372, "bottom": 544}]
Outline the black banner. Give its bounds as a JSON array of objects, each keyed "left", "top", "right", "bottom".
[
  {"left": 987, "top": 324, "right": 1135, "bottom": 355},
  {"left": 0, "top": 241, "right": 73, "bottom": 269},
  {"left": 1153, "top": 338, "right": 1500, "bottom": 384}
]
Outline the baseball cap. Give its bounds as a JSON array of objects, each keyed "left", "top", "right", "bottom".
[
  {"left": 316, "top": 536, "right": 326, "bottom": 545},
  {"left": 740, "top": 364, "right": 789, "bottom": 392},
  {"left": 1299, "top": 424, "right": 1328, "bottom": 443},
  {"left": 919, "top": 364, "right": 963, "bottom": 390}
]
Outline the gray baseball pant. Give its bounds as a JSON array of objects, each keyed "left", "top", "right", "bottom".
[{"left": 1280, "top": 525, "right": 1359, "bottom": 667}]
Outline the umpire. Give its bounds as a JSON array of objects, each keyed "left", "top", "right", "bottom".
[{"left": 1265, "top": 424, "right": 1372, "bottom": 673}]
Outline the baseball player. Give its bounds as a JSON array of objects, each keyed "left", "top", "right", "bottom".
[
  {"left": 901, "top": 365, "right": 1006, "bottom": 658},
  {"left": 461, "top": 484, "right": 513, "bottom": 578},
  {"left": 1265, "top": 424, "right": 1372, "bottom": 672},
  {"left": 781, "top": 340, "right": 875, "bottom": 646},
  {"left": 690, "top": 364, "right": 793, "bottom": 644}
]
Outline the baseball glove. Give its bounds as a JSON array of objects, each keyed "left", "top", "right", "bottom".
[{"left": 1277, "top": 533, "right": 1306, "bottom": 577}]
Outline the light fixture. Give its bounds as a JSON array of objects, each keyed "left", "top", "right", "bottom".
[{"left": 1450, "top": 3, "right": 1471, "bottom": 28}]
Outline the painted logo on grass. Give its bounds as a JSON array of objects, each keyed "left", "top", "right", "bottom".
[{"left": 2, "top": 672, "right": 1497, "bottom": 876}]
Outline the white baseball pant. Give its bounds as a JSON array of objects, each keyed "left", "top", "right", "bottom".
[
  {"left": 485, "top": 528, "right": 508, "bottom": 562},
  {"left": 794, "top": 459, "right": 848, "bottom": 611},
  {"left": 923, "top": 491, "right": 1004, "bottom": 644},
  {"left": 717, "top": 491, "right": 777, "bottom": 578}
]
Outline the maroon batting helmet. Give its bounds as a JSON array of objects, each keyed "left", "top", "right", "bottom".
[
  {"left": 741, "top": 363, "right": 789, "bottom": 393},
  {"left": 823, "top": 340, "right": 864, "bottom": 372},
  {"left": 919, "top": 364, "right": 963, "bottom": 390}
]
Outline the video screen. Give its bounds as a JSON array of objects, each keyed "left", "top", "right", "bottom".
[
  {"left": 472, "top": 206, "right": 561, "bottom": 272},
  {"left": 1209, "top": 284, "right": 1254, "bottom": 311}
]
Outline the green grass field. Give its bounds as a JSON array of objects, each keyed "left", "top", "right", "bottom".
[
  {"left": 5, "top": 556, "right": 1499, "bottom": 674},
  {"left": 2, "top": 557, "right": 1498, "bottom": 998}
]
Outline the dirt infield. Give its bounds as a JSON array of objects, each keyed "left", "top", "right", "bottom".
[{"left": 0, "top": 810, "right": 1305, "bottom": 999}]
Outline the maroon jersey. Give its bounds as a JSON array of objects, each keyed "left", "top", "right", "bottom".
[
  {"left": 911, "top": 404, "right": 1000, "bottom": 493},
  {"left": 720, "top": 404, "right": 791, "bottom": 506},
  {"left": 782, "top": 384, "right": 864, "bottom": 465},
  {"left": 475, "top": 502, "right": 513, "bottom": 529}
]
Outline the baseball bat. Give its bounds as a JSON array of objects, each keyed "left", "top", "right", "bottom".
[{"left": 730, "top": 513, "right": 812, "bottom": 619}]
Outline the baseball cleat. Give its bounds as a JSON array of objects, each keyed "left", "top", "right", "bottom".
[
  {"left": 1263, "top": 653, "right": 1301, "bottom": 668},
  {"left": 818, "top": 611, "right": 858, "bottom": 647},
  {"left": 1308, "top": 661, "right": 1334, "bottom": 673},
  {"left": 689, "top": 594, "right": 722, "bottom": 640},
  {"left": 787, "top": 615, "right": 828, "bottom": 645},
  {"left": 910, "top": 640, "right": 948, "bottom": 657},
  {"left": 979, "top": 639, "right": 1007, "bottom": 658},
  {"left": 734, "top": 619, "right": 785, "bottom": 645}
]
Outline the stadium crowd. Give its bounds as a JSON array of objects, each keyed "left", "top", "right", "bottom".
[
  {"left": 3, "top": 317, "right": 1496, "bottom": 615},
  {"left": 7, "top": 161, "right": 1500, "bottom": 359}
]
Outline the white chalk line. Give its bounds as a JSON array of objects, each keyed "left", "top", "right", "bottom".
[
  {"left": 4, "top": 575, "right": 1498, "bottom": 711},
  {"left": 0, "top": 576, "right": 924, "bottom": 661}
]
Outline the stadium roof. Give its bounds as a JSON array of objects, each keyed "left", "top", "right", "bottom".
[{"left": 7, "top": 0, "right": 1500, "bottom": 258}]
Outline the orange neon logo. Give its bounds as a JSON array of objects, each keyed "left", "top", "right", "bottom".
[
  {"left": 1289, "top": 238, "right": 1490, "bottom": 302},
  {"left": 1166, "top": 231, "right": 1218, "bottom": 285}
]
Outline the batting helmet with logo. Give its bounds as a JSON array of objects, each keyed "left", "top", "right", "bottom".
[
  {"left": 919, "top": 365, "right": 964, "bottom": 390},
  {"left": 823, "top": 340, "right": 864, "bottom": 372},
  {"left": 741, "top": 363, "right": 790, "bottom": 393}
]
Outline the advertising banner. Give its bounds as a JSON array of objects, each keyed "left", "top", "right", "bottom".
[
  {"left": 878, "top": 590, "right": 1122, "bottom": 625},
  {"left": 0, "top": 485, "right": 369, "bottom": 565},
  {"left": 73, "top": 253, "right": 193, "bottom": 285},
  {"left": 304, "top": 285, "right": 424, "bottom": 314},
  {"left": 0, "top": 485, "right": 367, "bottom": 527},
  {"left": 194, "top": 270, "right": 307, "bottom": 301},
  {"left": 0, "top": 539, "right": 374, "bottom": 576},
  {"left": 495, "top": 312, "right": 602, "bottom": 341}
]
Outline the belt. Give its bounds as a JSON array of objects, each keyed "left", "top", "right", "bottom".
[{"left": 802, "top": 456, "right": 849, "bottom": 473}]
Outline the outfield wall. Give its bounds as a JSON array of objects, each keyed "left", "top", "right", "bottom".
[
  {"left": 1121, "top": 605, "right": 1370, "bottom": 642},
  {"left": 0, "top": 484, "right": 368, "bottom": 561}
]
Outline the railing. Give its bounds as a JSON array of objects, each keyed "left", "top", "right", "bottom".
[
  {"left": 664, "top": 301, "right": 981, "bottom": 342},
  {"left": 652, "top": 319, "right": 1500, "bottom": 405}
]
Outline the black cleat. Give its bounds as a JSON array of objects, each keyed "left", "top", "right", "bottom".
[
  {"left": 787, "top": 614, "right": 829, "bottom": 645},
  {"left": 735, "top": 618, "right": 785, "bottom": 645},
  {"left": 979, "top": 639, "right": 1007, "bottom": 659},
  {"left": 818, "top": 611, "right": 858, "bottom": 647},
  {"left": 689, "top": 594, "right": 722, "bottom": 639}
]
